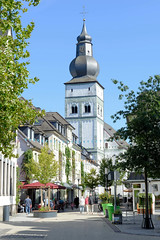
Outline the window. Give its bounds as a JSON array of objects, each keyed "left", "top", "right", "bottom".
[
  {"left": 98, "top": 105, "right": 99, "bottom": 115},
  {"left": 85, "top": 104, "right": 91, "bottom": 113},
  {"left": 105, "top": 143, "right": 108, "bottom": 149},
  {"left": 88, "top": 87, "right": 90, "bottom": 91},
  {"left": 71, "top": 105, "right": 78, "bottom": 114},
  {"left": 71, "top": 89, "right": 73, "bottom": 92}
]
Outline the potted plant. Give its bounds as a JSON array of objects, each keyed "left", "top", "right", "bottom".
[
  {"left": 112, "top": 209, "right": 122, "bottom": 224},
  {"left": 33, "top": 206, "right": 58, "bottom": 218}
]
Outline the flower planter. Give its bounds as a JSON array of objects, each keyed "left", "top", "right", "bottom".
[
  {"left": 33, "top": 210, "right": 58, "bottom": 218},
  {"left": 112, "top": 213, "right": 122, "bottom": 224},
  {"left": 107, "top": 206, "right": 120, "bottom": 221}
]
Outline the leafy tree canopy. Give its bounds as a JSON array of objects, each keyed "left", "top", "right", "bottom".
[
  {"left": 112, "top": 75, "right": 160, "bottom": 178},
  {"left": 21, "top": 149, "right": 34, "bottom": 183},
  {"left": 31, "top": 144, "right": 58, "bottom": 185},
  {"left": 99, "top": 158, "right": 114, "bottom": 187},
  {"left": 0, "top": 0, "right": 43, "bottom": 158},
  {"left": 84, "top": 168, "right": 99, "bottom": 190}
]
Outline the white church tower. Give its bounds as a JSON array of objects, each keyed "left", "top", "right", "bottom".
[{"left": 65, "top": 20, "right": 104, "bottom": 163}]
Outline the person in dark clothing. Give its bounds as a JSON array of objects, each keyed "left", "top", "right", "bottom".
[
  {"left": 88, "top": 193, "right": 94, "bottom": 213},
  {"left": 24, "top": 195, "right": 32, "bottom": 215},
  {"left": 74, "top": 196, "right": 79, "bottom": 208}
]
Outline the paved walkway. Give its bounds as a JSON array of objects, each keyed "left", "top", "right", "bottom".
[
  {"left": 108, "top": 210, "right": 160, "bottom": 237},
  {"left": 0, "top": 209, "right": 160, "bottom": 239}
]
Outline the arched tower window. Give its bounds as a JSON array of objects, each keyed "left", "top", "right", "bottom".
[
  {"left": 71, "top": 105, "right": 78, "bottom": 114},
  {"left": 85, "top": 104, "right": 91, "bottom": 113}
]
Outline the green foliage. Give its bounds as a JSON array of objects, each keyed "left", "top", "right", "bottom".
[
  {"left": 99, "top": 192, "right": 119, "bottom": 205},
  {"left": 31, "top": 144, "right": 58, "bottom": 185},
  {"left": 112, "top": 75, "right": 160, "bottom": 178},
  {"left": 72, "top": 150, "right": 75, "bottom": 182},
  {"left": 21, "top": 149, "right": 34, "bottom": 183},
  {"left": 84, "top": 168, "right": 99, "bottom": 190},
  {"left": 59, "top": 150, "right": 62, "bottom": 182},
  {"left": 138, "top": 193, "right": 153, "bottom": 206},
  {"left": 39, "top": 206, "right": 50, "bottom": 212},
  {"left": 114, "top": 209, "right": 122, "bottom": 214},
  {"left": 99, "top": 192, "right": 109, "bottom": 203},
  {"left": 0, "top": 0, "right": 43, "bottom": 158},
  {"left": 65, "top": 147, "right": 71, "bottom": 182},
  {"left": 16, "top": 167, "right": 22, "bottom": 205},
  {"left": 99, "top": 158, "right": 114, "bottom": 187},
  {"left": 80, "top": 161, "right": 86, "bottom": 191}
]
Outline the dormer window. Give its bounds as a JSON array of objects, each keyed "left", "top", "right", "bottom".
[
  {"left": 72, "top": 105, "right": 78, "bottom": 114},
  {"left": 85, "top": 104, "right": 91, "bottom": 113}
]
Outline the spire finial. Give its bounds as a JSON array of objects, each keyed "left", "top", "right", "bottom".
[{"left": 80, "top": 6, "right": 88, "bottom": 21}]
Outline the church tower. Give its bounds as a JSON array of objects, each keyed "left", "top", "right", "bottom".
[{"left": 65, "top": 20, "right": 104, "bottom": 163}]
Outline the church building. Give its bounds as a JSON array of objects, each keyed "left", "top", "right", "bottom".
[{"left": 65, "top": 20, "right": 104, "bottom": 164}]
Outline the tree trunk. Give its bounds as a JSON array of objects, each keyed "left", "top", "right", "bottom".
[
  {"left": 48, "top": 186, "right": 50, "bottom": 209},
  {"left": 144, "top": 167, "right": 149, "bottom": 229},
  {"left": 41, "top": 187, "right": 43, "bottom": 207}
]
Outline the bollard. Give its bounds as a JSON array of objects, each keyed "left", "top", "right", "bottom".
[{"left": 3, "top": 205, "right": 9, "bottom": 221}]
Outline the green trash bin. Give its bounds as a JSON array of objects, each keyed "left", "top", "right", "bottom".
[
  {"left": 108, "top": 206, "right": 120, "bottom": 221},
  {"left": 102, "top": 204, "right": 108, "bottom": 215},
  {"left": 102, "top": 203, "right": 113, "bottom": 215}
]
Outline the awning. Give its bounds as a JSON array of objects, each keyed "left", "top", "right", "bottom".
[
  {"left": 22, "top": 181, "right": 66, "bottom": 190},
  {"left": 62, "top": 183, "right": 73, "bottom": 189},
  {"left": 72, "top": 184, "right": 82, "bottom": 190},
  {"left": 123, "top": 188, "right": 133, "bottom": 192}
]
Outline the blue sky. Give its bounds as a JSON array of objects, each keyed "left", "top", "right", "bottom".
[{"left": 22, "top": 0, "right": 160, "bottom": 130}]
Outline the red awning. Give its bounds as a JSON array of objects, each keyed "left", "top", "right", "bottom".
[{"left": 22, "top": 181, "right": 66, "bottom": 190}]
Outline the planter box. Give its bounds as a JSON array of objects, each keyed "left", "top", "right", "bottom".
[
  {"left": 112, "top": 213, "right": 122, "bottom": 224},
  {"left": 33, "top": 210, "right": 58, "bottom": 218}
]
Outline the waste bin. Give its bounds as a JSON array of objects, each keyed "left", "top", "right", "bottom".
[
  {"left": 3, "top": 205, "right": 9, "bottom": 221},
  {"left": 105, "top": 208, "right": 109, "bottom": 218},
  {"left": 108, "top": 205, "right": 120, "bottom": 221},
  {"left": 102, "top": 203, "right": 113, "bottom": 215}
]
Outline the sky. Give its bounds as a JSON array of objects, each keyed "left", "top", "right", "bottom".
[{"left": 22, "top": 0, "right": 160, "bottom": 130}]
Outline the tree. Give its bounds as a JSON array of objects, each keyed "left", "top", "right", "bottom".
[
  {"left": 84, "top": 168, "right": 99, "bottom": 191},
  {"left": 32, "top": 144, "right": 58, "bottom": 184},
  {"left": 0, "top": 0, "right": 43, "bottom": 158},
  {"left": 30, "top": 144, "right": 58, "bottom": 207},
  {"left": 112, "top": 75, "right": 160, "bottom": 229},
  {"left": 21, "top": 149, "right": 34, "bottom": 183},
  {"left": 65, "top": 147, "right": 71, "bottom": 183},
  {"left": 99, "top": 158, "right": 114, "bottom": 188}
]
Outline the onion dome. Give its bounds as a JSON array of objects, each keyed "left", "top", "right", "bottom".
[{"left": 69, "top": 20, "right": 99, "bottom": 79}]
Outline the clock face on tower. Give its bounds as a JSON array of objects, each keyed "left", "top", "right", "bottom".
[{"left": 79, "top": 45, "right": 85, "bottom": 53}]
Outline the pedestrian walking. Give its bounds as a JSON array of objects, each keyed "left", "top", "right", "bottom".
[
  {"left": 24, "top": 195, "right": 32, "bottom": 215},
  {"left": 79, "top": 196, "right": 85, "bottom": 214},
  {"left": 88, "top": 193, "right": 94, "bottom": 214},
  {"left": 85, "top": 195, "right": 89, "bottom": 213}
]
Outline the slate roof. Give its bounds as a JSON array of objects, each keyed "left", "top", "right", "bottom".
[
  {"left": 104, "top": 122, "right": 129, "bottom": 149},
  {"left": 64, "top": 75, "right": 104, "bottom": 89},
  {"left": 18, "top": 129, "right": 43, "bottom": 151},
  {"left": 127, "top": 172, "right": 145, "bottom": 181},
  {"left": 45, "top": 112, "right": 74, "bottom": 130}
]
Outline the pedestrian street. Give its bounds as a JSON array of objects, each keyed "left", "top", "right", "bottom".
[{"left": 0, "top": 211, "right": 160, "bottom": 240}]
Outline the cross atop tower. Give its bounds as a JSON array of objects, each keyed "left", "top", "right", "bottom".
[{"left": 80, "top": 6, "right": 88, "bottom": 21}]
